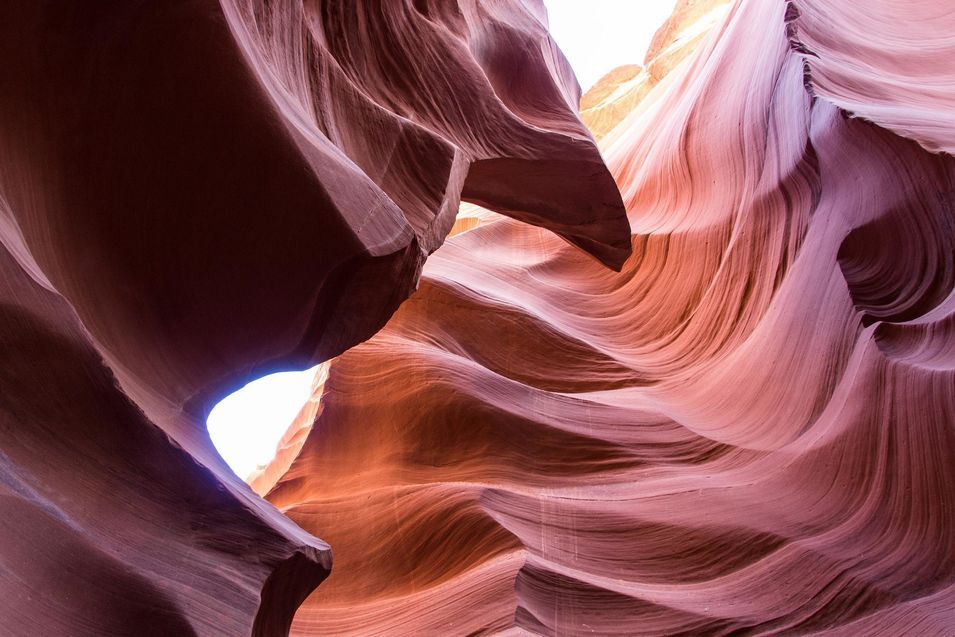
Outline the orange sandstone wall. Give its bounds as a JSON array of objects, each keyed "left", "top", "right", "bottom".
[{"left": 266, "top": 0, "right": 955, "bottom": 634}]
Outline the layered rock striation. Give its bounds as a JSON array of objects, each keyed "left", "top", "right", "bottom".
[
  {"left": 264, "top": 0, "right": 955, "bottom": 634},
  {"left": 0, "top": 1, "right": 626, "bottom": 634},
  {"left": 3, "top": 0, "right": 954, "bottom": 634}
]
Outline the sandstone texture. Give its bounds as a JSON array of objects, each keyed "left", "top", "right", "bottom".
[
  {"left": 264, "top": 0, "right": 955, "bottom": 634},
  {"left": 3, "top": 0, "right": 954, "bottom": 635},
  {"left": 0, "top": 1, "right": 625, "bottom": 634}
]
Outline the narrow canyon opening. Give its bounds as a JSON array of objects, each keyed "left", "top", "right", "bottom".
[{"left": 207, "top": 366, "right": 321, "bottom": 480}]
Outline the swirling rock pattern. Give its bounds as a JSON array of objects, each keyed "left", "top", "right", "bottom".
[
  {"left": 789, "top": 0, "right": 955, "bottom": 155},
  {"left": 0, "top": 0, "right": 625, "bottom": 634},
  {"left": 265, "top": 0, "right": 955, "bottom": 634}
]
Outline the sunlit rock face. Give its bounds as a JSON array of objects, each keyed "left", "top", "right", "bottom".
[
  {"left": 0, "top": 1, "right": 625, "bottom": 635},
  {"left": 581, "top": 0, "right": 732, "bottom": 139},
  {"left": 264, "top": 0, "right": 955, "bottom": 634}
]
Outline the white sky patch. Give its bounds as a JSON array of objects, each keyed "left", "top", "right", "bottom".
[
  {"left": 207, "top": 366, "right": 319, "bottom": 479},
  {"left": 543, "top": 0, "right": 680, "bottom": 91},
  {"left": 207, "top": 2, "right": 677, "bottom": 480}
]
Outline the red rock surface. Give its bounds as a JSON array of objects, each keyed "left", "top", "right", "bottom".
[
  {"left": 262, "top": 0, "right": 955, "bottom": 634},
  {"left": 0, "top": 1, "right": 626, "bottom": 634},
  {"left": 4, "top": 0, "right": 955, "bottom": 634}
]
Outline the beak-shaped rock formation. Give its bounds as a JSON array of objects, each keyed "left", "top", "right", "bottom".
[
  {"left": 4, "top": 0, "right": 955, "bottom": 635},
  {"left": 0, "top": 1, "right": 626, "bottom": 635}
]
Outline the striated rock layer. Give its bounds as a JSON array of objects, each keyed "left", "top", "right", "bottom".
[
  {"left": 0, "top": 1, "right": 626, "bottom": 634},
  {"left": 265, "top": 0, "right": 955, "bottom": 634}
]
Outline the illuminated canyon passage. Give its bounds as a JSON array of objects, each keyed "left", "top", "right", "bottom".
[{"left": 2, "top": 0, "right": 955, "bottom": 635}]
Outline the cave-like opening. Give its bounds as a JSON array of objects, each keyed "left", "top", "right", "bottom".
[{"left": 207, "top": 366, "right": 321, "bottom": 480}]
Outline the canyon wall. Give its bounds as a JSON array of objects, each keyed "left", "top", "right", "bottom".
[
  {"left": 0, "top": 1, "right": 624, "bottom": 634},
  {"left": 2, "top": 0, "right": 953, "bottom": 634},
  {"left": 265, "top": 0, "right": 955, "bottom": 634}
]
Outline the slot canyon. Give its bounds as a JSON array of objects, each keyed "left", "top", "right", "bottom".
[{"left": 1, "top": 0, "right": 954, "bottom": 635}]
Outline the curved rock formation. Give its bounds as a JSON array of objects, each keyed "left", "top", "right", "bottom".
[
  {"left": 0, "top": 1, "right": 625, "bottom": 634},
  {"left": 789, "top": 0, "right": 955, "bottom": 155},
  {"left": 263, "top": 0, "right": 955, "bottom": 634},
  {"left": 0, "top": 236, "right": 331, "bottom": 637}
]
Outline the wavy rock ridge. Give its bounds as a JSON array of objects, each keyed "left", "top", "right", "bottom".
[
  {"left": 0, "top": 1, "right": 626, "bottom": 634},
  {"left": 3, "top": 0, "right": 954, "bottom": 634},
  {"left": 264, "top": 0, "right": 955, "bottom": 634}
]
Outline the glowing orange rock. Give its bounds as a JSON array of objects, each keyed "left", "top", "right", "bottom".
[{"left": 266, "top": 0, "right": 955, "bottom": 634}]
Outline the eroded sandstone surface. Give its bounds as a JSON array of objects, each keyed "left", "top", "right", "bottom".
[
  {"left": 263, "top": 0, "right": 955, "bottom": 634},
  {"left": 0, "top": 1, "right": 625, "bottom": 634},
  {"left": 2, "top": 0, "right": 955, "bottom": 635}
]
